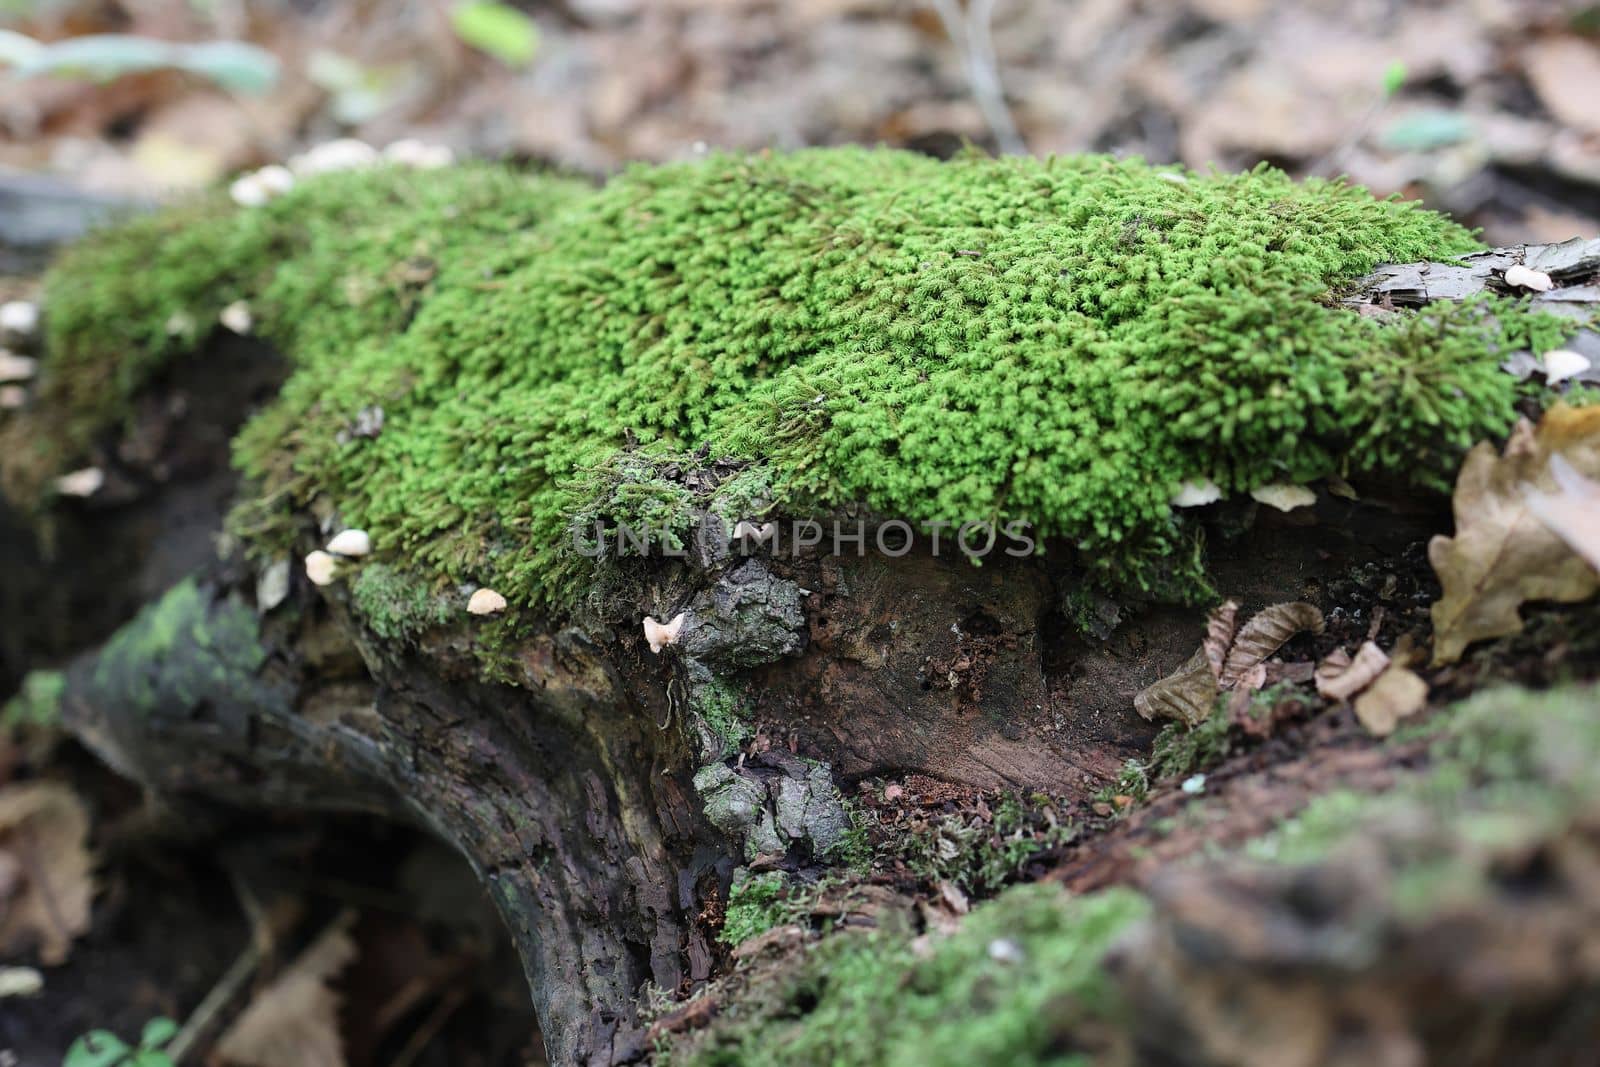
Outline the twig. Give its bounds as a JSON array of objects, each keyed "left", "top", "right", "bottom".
[
  {"left": 928, "top": 0, "right": 1027, "bottom": 156},
  {"left": 390, "top": 987, "right": 470, "bottom": 1067},
  {"left": 166, "top": 941, "right": 262, "bottom": 1065}
]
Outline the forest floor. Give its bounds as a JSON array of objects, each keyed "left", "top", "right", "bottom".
[{"left": 2, "top": 1, "right": 1599, "bottom": 1065}]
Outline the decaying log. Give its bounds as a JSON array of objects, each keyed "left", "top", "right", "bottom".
[{"left": 6, "top": 239, "right": 1597, "bottom": 1063}]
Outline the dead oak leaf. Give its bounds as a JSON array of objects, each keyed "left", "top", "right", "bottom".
[
  {"left": 1525, "top": 454, "right": 1600, "bottom": 572},
  {"left": 1429, "top": 403, "right": 1600, "bottom": 665},
  {"left": 216, "top": 912, "right": 358, "bottom": 1067},
  {"left": 0, "top": 781, "right": 94, "bottom": 966}
]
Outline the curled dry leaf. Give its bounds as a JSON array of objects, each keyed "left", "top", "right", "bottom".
[
  {"left": 1201, "top": 599, "right": 1240, "bottom": 680},
  {"left": 1429, "top": 403, "right": 1600, "bottom": 665},
  {"left": 1219, "top": 602, "right": 1324, "bottom": 687},
  {"left": 1135, "top": 600, "right": 1322, "bottom": 726},
  {"left": 0, "top": 782, "right": 94, "bottom": 966},
  {"left": 216, "top": 912, "right": 358, "bottom": 1067},
  {"left": 1134, "top": 647, "right": 1217, "bottom": 727},
  {"left": 1315, "top": 641, "right": 1390, "bottom": 701},
  {"left": 1352, "top": 665, "right": 1429, "bottom": 737}
]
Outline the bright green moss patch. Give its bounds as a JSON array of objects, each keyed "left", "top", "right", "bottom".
[
  {"left": 678, "top": 882, "right": 1148, "bottom": 1067},
  {"left": 16, "top": 149, "right": 1566, "bottom": 614},
  {"left": 720, "top": 870, "right": 794, "bottom": 946}
]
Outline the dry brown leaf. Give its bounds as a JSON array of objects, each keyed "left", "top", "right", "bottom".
[
  {"left": 1225, "top": 661, "right": 1269, "bottom": 725},
  {"left": 1202, "top": 600, "right": 1240, "bottom": 680},
  {"left": 1219, "top": 602, "right": 1324, "bottom": 687},
  {"left": 1525, "top": 454, "right": 1600, "bottom": 572},
  {"left": 1315, "top": 641, "right": 1390, "bottom": 702},
  {"left": 1134, "top": 647, "right": 1217, "bottom": 727},
  {"left": 1352, "top": 665, "right": 1429, "bottom": 737},
  {"left": 0, "top": 782, "right": 94, "bottom": 966},
  {"left": 1136, "top": 601, "right": 1323, "bottom": 725},
  {"left": 1429, "top": 404, "right": 1600, "bottom": 665},
  {"left": 1525, "top": 37, "right": 1600, "bottom": 137},
  {"left": 216, "top": 912, "right": 358, "bottom": 1067}
]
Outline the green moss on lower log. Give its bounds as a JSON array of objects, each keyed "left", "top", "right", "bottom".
[
  {"left": 9, "top": 150, "right": 1571, "bottom": 615},
  {"left": 669, "top": 683, "right": 1600, "bottom": 1063},
  {"left": 1250, "top": 682, "right": 1600, "bottom": 873},
  {"left": 87, "top": 577, "right": 273, "bottom": 717},
  {"left": 677, "top": 882, "right": 1149, "bottom": 1066}
]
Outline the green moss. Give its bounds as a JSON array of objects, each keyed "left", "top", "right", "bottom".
[
  {"left": 1247, "top": 683, "right": 1600, "bottom": 870},
  {"left": 682, "top": 882, "right": 1148, "bottom": 1067},
  {"left": 2, "top": 669, "right": 65, "bottom": 730},
  {"left": 899, "top": 790, "right": 1074, "bottom": 897},
  {"left": 17, "top": 150, "right": 1569, "bottom": 615},
  {"left": 720, "top": 870, "right": 794, "bottom": 946},
  {"left": 691, "top": 675, "right": 753, "bottom": 754},
  {"left": 1091, "top": 757, "right": 1151, "bottom": 809},
  {"left": 827, "top": 798, "right": 876, "bottom": 873},
  {"left": 349, "top": 562, "right": 454, "bottom": 643},
  {"left": 87, "top": 577, "right": 273, "bottom": 717},
  {"left": 1148, "top": 706, "right": 1235, "bottom": 781}
]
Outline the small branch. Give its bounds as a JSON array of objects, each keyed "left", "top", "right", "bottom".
[{"left": 167, "top": 941, "right": 262, "bottom": 1065}]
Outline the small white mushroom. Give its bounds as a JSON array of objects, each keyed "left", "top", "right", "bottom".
[
  {"left": 467, "top": 587, "right": 508, "bottom": 615},
  {"left": 1542, "top": 348, "right": 1591, "bottom": 385},
  {"left": 219, "top": 301, "right": 253, "bottom": 335},
  {"left": 1504, "top": 264, "right": 1554, "bottom": 292},
  {"left": 290, "top": 138, "right": 379, "bottom": 177},
  {"left": 256, "top": 558, "right": 291, "bottom": 613},
  {"left": 304, "top": 550, "right": 339, "bottom": 587},
  {"left": 643, "top": 612, "right": 687, "bottom": 654},
  {"left": 1170, "top": 479, "right": 1222, "bottom": 508},
  {"left": 1325, "top": 474, "right": 1359, "bottom": 501},
  {"left": 1249, "top": 483, "right": 1317, "bottom": 512},
  {"left": 0, "top": 965, "right": 44, "bottom": 999},
  {"left": 383, "top": 139, "right": 455, "bottom": 169},
  {"left": 731, "top": 520, "right": 776, "bottom": 545},
  {"left": 0, "top": 385, "right": 25, "bottom": 409},
  {"left": 254, "top": 164, "right": 296, "bottom": 196},
  {"left": 0, "top": 300, "right": 39, "bottom": 338},
  {"left": 326, "top": 528, "right": 372, "bottom": 557},
  {"left": 0, "top": 350, "right": 36, "bottom": 382},
  {"left": 54, "top": 467, "right": 104, "bottom": 497},
  {"left": 986, "top": 938, "right": 1024, "bottom": 964},
  {"left": 228, "top": 173, "right": 269, "bottom": 207}
]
